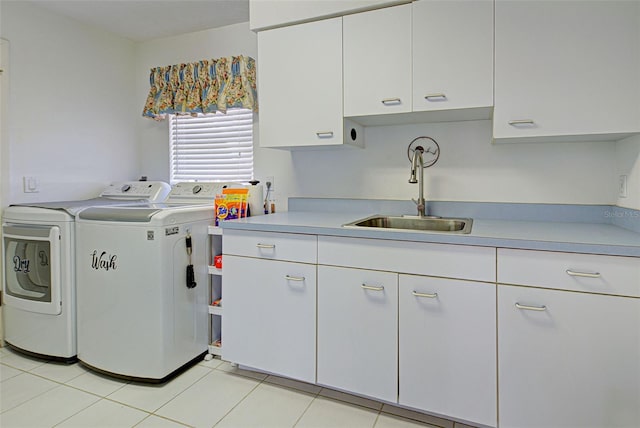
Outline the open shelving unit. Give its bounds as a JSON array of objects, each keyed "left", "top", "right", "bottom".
[{"left": 208, "top": 225, "right": 223, "bottom": 356}]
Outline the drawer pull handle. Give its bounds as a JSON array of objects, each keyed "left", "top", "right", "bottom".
[
  {"left": 316, "top": 131, "right": 334, "bottom": 138},
  {"left": 381, "top": 98, "right": 402, "bottom": 105},
  {"left": 285, "top": 275, "right": 305, "bottom": 282},
  {"left": 515, "top": 302, "right": 547, "bottom": 312},
  {"left": 256, "top": 243, "right": 275, "bottom": 249},
  {"left": 424, "top": 93, "right": 447, "bottom": 100},
  {"left": 361, "top": 284, "right": 384, "bottom": 291},
  {"left": 566, "top": 269, "right": 601, "bottom": 278},
  {"left": 508, "top": 119, "right": 535, "bottom": 126},
  {"left": 412, "top": 291, "right": 438, "bottom": 298}
]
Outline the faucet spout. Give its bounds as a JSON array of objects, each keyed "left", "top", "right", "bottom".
[{"left": 409, "top": 147, "right": 426, "bottom": 217}]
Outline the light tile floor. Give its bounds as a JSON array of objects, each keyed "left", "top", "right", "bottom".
[{"left": 0, "top": 346, "right": 477, "bottom": 428}]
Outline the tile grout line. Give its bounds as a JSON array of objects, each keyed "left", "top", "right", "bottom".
[
  {"left": 135, "top": 363, "right": 213, "bottom": 415},
  {"left": 50, "top": 395, "right": 104, "bottom": 428},
  {"left": 4, "top": 354, "right": 465, "bottom": 428},
  {"left": 134, "top": 412, "right": 194, "bottom": 428},
  {"left": 1, "top": 352, "right": 202, "bottom": 426},
  {"left": 0, "top": 372, "right": 61, "bottom": 415},
  {"left": 290, "top": 384, "right": 324, "bottom": 427},
  {"left": 210, "top": 369, "right": 267, "bottom": 427}
]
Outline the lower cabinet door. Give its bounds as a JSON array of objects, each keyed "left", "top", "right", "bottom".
[
  {"left": 317, "top": 266, "right": 398, "bottom": 402},
  {"left": 399, "top": 275, "right": 497, "bottom": 427},
  {"left": 223, "top": 255, "right": 316, "bottom": 383},
  {"left": 498, "top": 285, "right": 640, "bottom": 428}
]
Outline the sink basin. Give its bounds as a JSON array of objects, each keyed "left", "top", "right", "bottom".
[{"left": 343, "top": 215, "right": 473, "bottom": 234}]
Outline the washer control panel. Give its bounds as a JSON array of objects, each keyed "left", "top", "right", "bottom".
[
  {"left": 100, "top": 181, "right": 171, "bottom": 202},
  {"left": 167, "top": 182, "right": 246, "bottom": 202}
]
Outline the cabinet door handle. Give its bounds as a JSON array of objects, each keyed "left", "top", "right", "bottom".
[
  {"left": 361, "top": 284, "right": 384, "bottom": 291},
  {"left": 566, "top": 269, "right": 601, "bottom": 278},
  {"left": 412, "top": 290, "right": 438, "bottom": 298},
  {"left": 285, "top": 275, "right": 305, "bottom": 282},
  {"left": 515, "top": 302, "right": 547, "bottom": 311},
  {"left": 381, "top": 98, "right": 402, "bottom": 105},
  {"left": 424, "top": 93, "right": 446, "bottom": 101},
  {"left": 508, "top": 119, "right": 535, "bottom": 126},
  {"left": 256, "top": 243, "right": 275, "bottom": 249},
  {"left": 316, "top": 131, "right": 334, "bottom": 138}
]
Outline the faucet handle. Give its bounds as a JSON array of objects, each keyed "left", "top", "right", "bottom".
[{"left": 411, "top": 198, "right": 418, "bottom": 206}]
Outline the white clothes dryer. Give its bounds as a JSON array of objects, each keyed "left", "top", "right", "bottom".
[
  {"left": 75, "top": 182, "right": 240, "bottom": 382},
  {"left": 1, "top": 181, "right": 171, "bottom": 361}
]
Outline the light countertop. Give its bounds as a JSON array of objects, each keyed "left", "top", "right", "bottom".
[{"left": 220, "top": 211, "right": 640, "bottom": 257}]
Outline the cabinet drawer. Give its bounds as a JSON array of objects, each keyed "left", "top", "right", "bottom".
[
  {"left": 223, "top": 229, "right": 317, "bottom": 263},
  {"left": 498, "top": 249, "right": 640, "bottom": 297},
  {"left": 318, "top": 236, "right": 495, "bottom": 282}
]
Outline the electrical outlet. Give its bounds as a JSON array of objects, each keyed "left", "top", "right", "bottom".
[
  {"left": 265, "top": 175, "right": 275, "bottom": 193},
  {"left": 619, "top": 175, "right": 628, "bottom": 198}
]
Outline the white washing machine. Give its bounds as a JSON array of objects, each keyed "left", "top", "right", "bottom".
[
  {"left": 75, "top": 182, "right": 240, "bottom": 382},
  {"left": 1, "top": 181, "right": 171, "bottom": 362}
]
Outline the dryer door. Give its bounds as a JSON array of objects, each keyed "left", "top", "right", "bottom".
[{"left": 2, "top": 225, "right": 62, "bottom": 315}]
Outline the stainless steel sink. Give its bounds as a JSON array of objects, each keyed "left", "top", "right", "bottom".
[{"left": 343, "top": 215, "right": 473, "bottom": 234}]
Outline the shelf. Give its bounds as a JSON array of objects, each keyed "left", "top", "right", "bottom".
[
  {"left": 208, "top": 226, "right": 223, "bottom": 236},
  {"left": 208, "top": 305, "right": 223, "bottom": 316},
  {"left": 208, "top": 343, "right": 223, "bottom": 356},
  {"left": 209, "top": 224, "right": 223, "bottom": 360}
]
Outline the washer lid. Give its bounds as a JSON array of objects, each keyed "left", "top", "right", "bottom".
[
  {"left": 77, "top": 203, "right": 204, "bottom": 222},
  {"left": 79, "top": 206, "right": 162, "bottom": 222},
  {"left": 10, "top": 197, "right": 147, "bottom": 216}
]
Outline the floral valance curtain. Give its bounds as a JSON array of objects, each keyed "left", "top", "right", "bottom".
[{"left": 142, "top": 55, "right": 257, "bottom": 120}]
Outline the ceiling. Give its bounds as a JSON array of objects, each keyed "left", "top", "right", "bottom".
[{"left": 27, "top": 0, "right": 250, "bottom": 42}]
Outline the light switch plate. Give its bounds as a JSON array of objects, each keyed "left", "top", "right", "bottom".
[{"left": 23, "top": 176, "right": 39, "bottom": 193}]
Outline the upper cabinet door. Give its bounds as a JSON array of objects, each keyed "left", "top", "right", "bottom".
[
  {"left": 494, "top": 0, "right": 640, "bottom": 143},
  {"left": 250, "top": 0, "right": 407, "bottom": 31},
  {"left": 412, "top": 0, "right": 493, "bottom": 113},
  {"left": 343, "top": 4, "right": 412, "bottom": 117},
  {"left": 258, "top": 17, "right": 346, "bottom": 148}
]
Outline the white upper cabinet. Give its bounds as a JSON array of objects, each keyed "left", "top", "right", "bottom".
[
  {"left": 343, "top": 4, "right": 413, "bottom": 118},
  {"left": 412, "top": 0, "right": 493, "bottom": 115},
  {"left": 494, "top": 0, "right": 640, "bottom": 143},
  {"left": 258, "top": 17, "right": 363, "bottom": 149},
  {"left": 344, "top": 1, "right": 493, "bottom": 124},
  {"left": 250, "top": 0, "right": 408, "bottom": 31}
]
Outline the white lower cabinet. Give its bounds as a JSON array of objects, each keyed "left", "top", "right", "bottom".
[
  {"left": 498, "top": 285, "right": 640, "bottom": 428},
  {"left": 222, "top": 255, "right": 316, "bottom": 383},
  {"left": 317, "top": 265, "right": 398, "bottom": 403},
  {"left": 399, "top": 275, "right": 497, "bottom": 427},
  {"left": 222, "top": 230, "right": 638, "bottom": 427}
]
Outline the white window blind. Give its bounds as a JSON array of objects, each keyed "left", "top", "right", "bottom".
[{"left": 169, "top": 109, "right": 254, "bottom": 184}]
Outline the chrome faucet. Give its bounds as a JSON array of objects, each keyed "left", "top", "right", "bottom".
[{"left": 409, "top": 146, "right": 426, "bottom": 217}]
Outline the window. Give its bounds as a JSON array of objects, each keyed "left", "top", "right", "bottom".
[{"left": 169, "top": 109, "right": 254, "bottom": 184}]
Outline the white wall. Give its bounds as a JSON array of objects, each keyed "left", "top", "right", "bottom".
[
  {"left": 616, "top": 134, "right": 640, "bottom": 210},
  {"left": 0, "top": 1, "right": 139, "bottom": 204},
  {"left": 288, "top": 120, "right": 618, "bottom": 205},
  {"left": 1, "top": 38, "right": 8, "bottom": 210}
]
